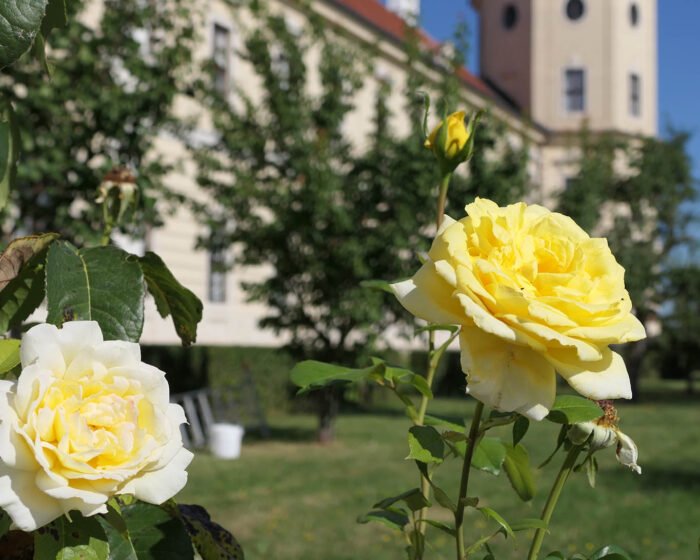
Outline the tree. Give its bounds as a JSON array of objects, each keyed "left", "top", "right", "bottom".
[
  {"left": 0, "top": 0, "right": 196, "bottom": 245},
  {"left": 194, "top": 7, "right": 531, "bottom": 440},
  {"left": 559, "top": 129, "right": 697, "bottom": 398}
]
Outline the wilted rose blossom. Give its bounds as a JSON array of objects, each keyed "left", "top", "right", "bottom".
[{"left": 0, "top": 321, "right": 193, "bottom": 531}]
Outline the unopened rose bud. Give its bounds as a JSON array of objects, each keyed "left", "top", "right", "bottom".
[
  {"left": 424, "top": 110, "right": 479, "bottom": 174},
  {"left": 97, "top": 167, "right": 138, "bottom": 228}
]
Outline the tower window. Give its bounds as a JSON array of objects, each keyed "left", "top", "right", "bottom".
[
  {"left": 630, "top": 73, "right": 641, "bottom": 117},
  {"left": 630, "top": 3, "right": 639, "bottom": 26},
  {"left": 565, "top": 68, "right": 585, "bottom": 112},
  {"left": 565, "top": 0, "right": 585, "bottom": 21},
  {"left": 208, "top": 247, "right": 228, "bottom": 303},
  {"left": 502, "top": 4, "right": 519, "bottom": 29},
  {"left": 212, "top": 24, "right": 231, "bottom": 95}
]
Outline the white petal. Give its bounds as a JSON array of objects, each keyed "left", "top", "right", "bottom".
[
  {"left": 56, "top": 321, "right": 104, "bottom": 367},
  {"left": 546, "top": 348, "right": 632, "bottom": 400},
  {"left": 616, "top": 431, "right": 641, "bottom": 474},
  {"left": 0, "top": 470, "right": 63, "bottom": 531},
  {"left": 460, "top": 327, "right": 556, "bottom": 420},
  {"left": 20, "top": 323, "right": 64, "bottom": 371},
  {"left": 118, "top": 447, "right": 194, "bottom": 504}
]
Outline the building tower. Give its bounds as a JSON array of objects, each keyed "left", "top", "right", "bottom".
[{"left": 472, "top": 0, "right": 657, "bottom": 137}]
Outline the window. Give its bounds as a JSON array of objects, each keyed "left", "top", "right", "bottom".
[
  {"left": 212, "top": 24, "right": 231, "bottom": 95},
  {"left": 629, "top": 3, "right": 639, "bottom": 26},
  {"left": 565, "top": 69, "right": 585, "bottom": 112},
  {"left": 502, "top": 4, "right": 518, "bottom": 29},
  {"left": 565, "top": 0, "right": 585, "bottom": 21},
  {"left": 630, "top": 73, "right": 641, "bottom": 116},
  {"left": 208, "top": 248, "right": 227, "bottom": 303}
]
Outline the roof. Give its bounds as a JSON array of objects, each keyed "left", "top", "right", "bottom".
[{"left": 329, "top": 0, "right": 498, "bottom": 100}]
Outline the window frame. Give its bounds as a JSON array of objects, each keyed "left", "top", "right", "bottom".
[
  {"left": 564, "top": 68, "right": 586, "bottom": 113},
  {"left": 629, "top": 72, "right": 641, "bottom": 117},
  {"left": 212, "top": 22, "right": 232, "bottom": 95},
  {"left": 207, "top": 247, "right": 228, "bottom": 304}
]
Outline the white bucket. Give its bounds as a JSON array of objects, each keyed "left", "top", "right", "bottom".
[{"left": 208, "top": 423, "right": 245, "bottom": 459}]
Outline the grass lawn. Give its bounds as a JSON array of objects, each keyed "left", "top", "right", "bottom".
[{"left": 177, "top": 395, "right": 699, "bottom": 560}]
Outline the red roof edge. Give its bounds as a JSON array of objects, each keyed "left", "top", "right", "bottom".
[{"left": 329, "top": 0, "right": 497, "bottom": 99}]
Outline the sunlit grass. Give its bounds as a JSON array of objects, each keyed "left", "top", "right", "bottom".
[{"left": 177, "top": 394, "right": 699, "bottom": 560}]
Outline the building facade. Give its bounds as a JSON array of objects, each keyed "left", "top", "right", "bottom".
[{"left": 117, "top": 0, "right": 657, "bottom": 347}]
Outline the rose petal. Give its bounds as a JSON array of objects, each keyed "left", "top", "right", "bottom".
[
  {"left": 0, "top": 470, "right": 63, "bottom": 531},
  {"left": 615, "top": 431, "right": 642, "bottom": 474},
  {"left": 546, "top": 348, "right": 632, "bottom": 400},
  {"left": 391, "top": 263, "right": 465, "bottom": 326},
  {"left": 118, "top": 447, "right": 194, "bottom": 504},
  {"left": 459, "top": 327, "right": 556, "bottom": 420}
]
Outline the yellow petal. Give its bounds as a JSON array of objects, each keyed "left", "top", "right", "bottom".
[
  {"left": 391, "top": 262, "right": 465, "bottom": 326},
  {"left": 545, "top": 347, "right": 632, "bottom": 400},
  {"left": 564, "top": 314, "right": 646, "bottom": 344},
  {"left": 459, "top": 327, "right": 556, "bottom": 420}
]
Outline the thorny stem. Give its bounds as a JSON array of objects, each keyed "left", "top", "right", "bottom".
[
  {"left": 455, "top": 401, "right": 484, "bottom": 560},
  {"left": 526, "top": 445, "right": 583, "bottom": 560}
]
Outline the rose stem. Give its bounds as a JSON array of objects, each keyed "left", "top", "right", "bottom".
[
  {"left": 526, "top": 445, "right": 583, "bottom": 560},
  {"left": 455, "top": 400, "right": 484, "bottom": 560},
  {"left": 414, "top": 171, "right": 455, "bottom": 543}
]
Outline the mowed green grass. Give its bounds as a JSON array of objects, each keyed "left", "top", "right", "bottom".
[{"left": 177, "top": 396, "right": 699, "bottom": 560}]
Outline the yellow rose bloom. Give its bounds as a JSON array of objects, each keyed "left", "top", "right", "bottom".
[
  {"left": 425, "top": 111, "right": 469, "bottom": 160},
  {"left": 392, "top": 198, "right": 646, "bottom": 420}
]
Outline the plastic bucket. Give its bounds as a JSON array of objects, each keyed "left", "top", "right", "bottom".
[{"left": 209, "top": 423, "right": 245, "bottom": 459}]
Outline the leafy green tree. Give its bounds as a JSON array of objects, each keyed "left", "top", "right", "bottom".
[
  {"left": 194, "top": 8, "right": 530, "bottom": 439},
  {"left": 655, "top": 265, "right": 700, "bottom": 393},
  {"left": 0, "top": 0, "right": 196, "bottom": 245}
]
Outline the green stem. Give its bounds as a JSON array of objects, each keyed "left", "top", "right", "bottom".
[
  {"left": 412, "top": 171, "right": 453, "bottom": 548},
  {"left": 526, "top": 445, "right": 583, "bottom": 560},
  {"left": 436, "top": 172, "right": 452, "bottom": 229},
  {"left": 455, "top": 401, "right": 485, "bottom": 560}
]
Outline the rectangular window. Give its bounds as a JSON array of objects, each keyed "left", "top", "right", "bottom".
[
  {"left": 212, "top": 24, "right": 231, "bottom": 95},
  {"left": 630, "top": 73, "right": 641, "bottom": 117},
  {"left": 208, "top": 248, "right": 227, "bottom": 303},
  {"left": 565, "top": 68, "right": 585, "bottom": 113}
]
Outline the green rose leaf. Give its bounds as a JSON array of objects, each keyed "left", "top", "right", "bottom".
[
  {"left": 357, "top": 508, "right": 409, "bottom": 531},
  {"left": 424, "top": 414, "right": 465, "bottom": 432},
  {"left": 479, "top": 506, "right": 514, "bottom": 538},
  {"left": 588, "top": 545, "right": 632, "bottom": 560},
  {"left": 34, "top": 512, "right": 109, "bottom": 560},
  {"left": 99, "top": 502, "right": 194, "bottom": 560},
  {"left": 0, "top": 339, "right": 20, "bottom": 376},
  {"left": 543, "top": 553, "right": 566, "bottom": 560},
  {"left": 373, "top": 488, "right": 431, "bottom": 512},
  {"left": 139, "top": 252, "right": 203, "bottom": 346},
  {"left": 503, "top": 443, "right": 536, "bottom": 501},
  {"left": 0, "top": 0, "right": 49, "bottom": 69},
  {"left": 513, "top": 415, "right": 530, "bottom": 446},
  {"left": 46, "top": 242, "right": 145, "bottom": 342},
  {"left": 56, "top": 545, "right": 101, "bottom": 560},
  {"left": 546, "top": 395, "right": 603, "bottom": 425},
  {"left": 290, "top": 360, "right": 381, "bottom": 393},
  {"left": 0, "top": 100, "right": 19, "bottom": 212},
  {"left": 176, "top": 504, "right": 244, "bottom": 560},
  {"left": 407, "top": 425, "right": 444, "bottom": 464},
  {"left": 422, "top": 519, "right": 456, "bottom": 537},
  {"left": 0, "top": 233, "right": 59, "bottom": 333},
  {"left": 472, "top": 437, "right": 507, "bottom": 476}
]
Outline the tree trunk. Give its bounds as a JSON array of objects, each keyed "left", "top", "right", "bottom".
[
  {"left": 626, "top": 338, "right": 648, "bottom": 403},
  {"left": 317, "top": 386, "right": 339, "bottom": 444}
]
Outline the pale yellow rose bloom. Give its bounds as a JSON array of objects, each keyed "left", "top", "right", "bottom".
[
  {"left": 424, "top": 111, "right": 469, "bottom": 160},
  {"left": 392, "top": 198, "right": 646, "bottom": 420},
  {"left": 0, "top": 321, "right": 193, "bottom": 531}
]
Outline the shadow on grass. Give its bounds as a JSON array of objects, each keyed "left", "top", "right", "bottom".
[
  {"left": 634, "top": 465, "right": 700, "bottom": 491},
  {"left": 245, "top": 424, "right": 317, "bottom": 443}
]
